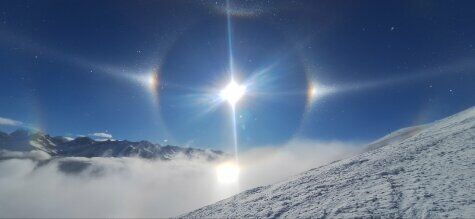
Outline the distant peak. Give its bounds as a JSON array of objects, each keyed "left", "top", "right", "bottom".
[
  {"left": 70, "top": 136, "right": 95, "bottom": 145},
  {"left": 10, "top": 128, "right": 34, "bottom": 138}
]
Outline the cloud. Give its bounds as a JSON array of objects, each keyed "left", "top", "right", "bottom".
[
  {"left": 0, "top": 117, "right": 23, "bottom": 126},
  {"left": 90, "top": 132, "right": 112, "bottom": 139},
  {"left": 94, "top": 138, "right": 115, "bottom": 142},
  {"left": 0, "top": 150, "right": 51, "bottom": 160},
  {"left": 237, "top": 139, "right": 361, "bottom": 190},
  {"left": 0, "top": 139, "right": 360, "bottom": 217},
  {"left": 63, "top": 137, "right": 74, "bottom": 141}
]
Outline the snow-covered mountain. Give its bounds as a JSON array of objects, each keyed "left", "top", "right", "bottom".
[
  {"left": 0, "top": 129, "right": 58, "bottom": 153},
  {"left": 0, "top": 130, "right": 224, "bottom": 160},
  {"left": 183, "top": 107, "right": 475, "bottom": 218}
]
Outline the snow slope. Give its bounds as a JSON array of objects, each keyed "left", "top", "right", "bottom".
[{"left": 183, "top": 107, "right": 475, "bottom": 218}]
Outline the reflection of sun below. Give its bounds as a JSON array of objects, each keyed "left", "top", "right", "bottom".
[{"left": 216, "top": 161, "right": 240, "bottom": 184}]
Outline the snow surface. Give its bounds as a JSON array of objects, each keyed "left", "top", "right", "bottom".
[{"left": 183, "top": 107, "right": 475, "bottom": 218}]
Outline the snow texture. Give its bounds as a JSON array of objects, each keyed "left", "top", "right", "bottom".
[{"left": 183, "top": 107, "right": 475, "bottom": 218}]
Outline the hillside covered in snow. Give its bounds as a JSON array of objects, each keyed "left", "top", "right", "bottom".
[{"left": 183, "top": 107, "right": 475, "bottom": 218}]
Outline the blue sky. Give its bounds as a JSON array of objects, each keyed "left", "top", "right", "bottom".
[{"left": 0, "top": 0, "right": 474, "bottom": 151}]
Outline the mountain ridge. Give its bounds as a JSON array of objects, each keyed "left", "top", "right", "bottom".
[{"left": 0, "top": 129, "right": 224, "bottom": 161}]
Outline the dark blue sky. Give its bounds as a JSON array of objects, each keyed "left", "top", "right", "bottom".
[{"left": 0, "top": 0, "right": 474, "bottom": 151}]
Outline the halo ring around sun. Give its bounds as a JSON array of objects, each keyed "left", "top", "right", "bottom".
[{"left": 157, "top": 18, "right": 312, "bottom": 147}]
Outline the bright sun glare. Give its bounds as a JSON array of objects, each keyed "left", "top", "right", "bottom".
[
  {"left": 220, "top": 80, "right": 246, "bottom": 106},
  {"left": 216, "top": 161, "right": 240, "bottom": 184}
]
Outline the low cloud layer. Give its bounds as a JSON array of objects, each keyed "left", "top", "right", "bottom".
[
  {"left": 0, "top": 139, "right": 360, "bottom": 217},
  {"left": 63, "top": 136, "right": 74, "bottom": 141},
  {"left": 0, "top": 117, "right": 23, "bottom": 126},
  {"left": 91, "top": 132, "right": 113, "bottom": 139},
  {"left": 90, "top": 132, "right": 113, "bottom": 139}
]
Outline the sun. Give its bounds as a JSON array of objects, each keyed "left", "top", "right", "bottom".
[
  {"left": 216, "top": 161, "right": 240, "bottom": 184},
  {"left": 220, "top": 80, "right": 246, "bottom": 106}
]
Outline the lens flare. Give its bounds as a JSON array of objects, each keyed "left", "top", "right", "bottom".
[{"left": 216, "top": 161, "right": 240, "bottom": 184}]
